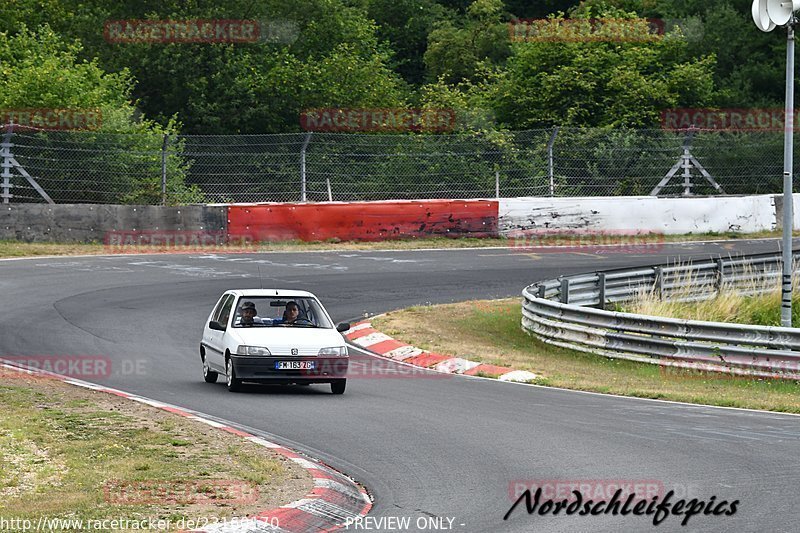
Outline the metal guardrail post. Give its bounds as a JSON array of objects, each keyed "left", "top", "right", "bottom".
[
  {"left": 653, "top": 266, "right": 663, "bottom": 300},
  {"left": 560, "top": 278, "right": 570, "bottom": 304},
  {"left": 598, "top": 272, "right": 606, "bottom": 309},
  {"left": 538, "top": 285, "right": 546, "bottom": 298},
  {"left": 715, "top": 258, "right": 724, "bottom": 293}
]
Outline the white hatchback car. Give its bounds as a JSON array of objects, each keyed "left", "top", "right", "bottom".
[{"left": 200, "top": 289, "right": 351, "bottom": 394}]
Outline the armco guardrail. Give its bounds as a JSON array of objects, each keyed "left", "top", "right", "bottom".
[{"left": 522, "top": 251, "right": 800, "bottom": 379}]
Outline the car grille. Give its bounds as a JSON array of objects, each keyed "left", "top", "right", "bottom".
[{"left": 269, "top": 346, "right": 318, "bottom": 357}]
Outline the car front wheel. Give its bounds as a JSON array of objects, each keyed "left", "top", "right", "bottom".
[
  {"left": 202, "top": 355, "right": 218, "bottom": 383},
  {"left": 226, "top": 357, "right": 242, "bottom": 392},
  {"left": 330, "top": 379, "right": 346, "bottom": 395}
]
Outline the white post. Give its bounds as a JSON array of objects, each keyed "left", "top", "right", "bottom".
[
  {"left": 547, "top": 126, "right": 559, "bottom": 196},
  {"left": 300, "top": 132, "right": 312, "bottom": 202},
  {"left": 781, "top": 24, "right": 795, "bottom": 327}
]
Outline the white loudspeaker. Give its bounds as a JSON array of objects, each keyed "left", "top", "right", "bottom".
[{"left": 766, "top": 0, "right": 800, "bottom": 26}]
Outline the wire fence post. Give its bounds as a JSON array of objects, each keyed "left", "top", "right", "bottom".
[
  {"left": 161, "top": 134, "right": 169, "bottom": 206},
  {"left": 1, "top": 124, "right": 14, "bottom": 204},
  {"left": 300, "top": 132, "right": 312, "bottom": 202},
  {"left": 495, "top": 167, "right": 500, "bottom": 199},
  {"left": 547, "top": 126, "right": 559, "bottom": 196}
]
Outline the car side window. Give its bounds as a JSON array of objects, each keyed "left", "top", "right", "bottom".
[
  {"left": 211, "top": 294, "right": 229, "bottom": 323},
  {"left": 217, "top": 296, "right": 235, "bottom": 327}
]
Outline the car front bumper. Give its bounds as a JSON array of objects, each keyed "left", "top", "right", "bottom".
[{"left": 230, "top": 355, "right": 349, "bottom": 382}]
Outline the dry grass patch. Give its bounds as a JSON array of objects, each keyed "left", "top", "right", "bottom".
[
  {"left": 372, "top": 299, "right": 800, "bottom": 413},
  {"left": 0, "top": 238, "right": 508, "bottom": 258},
  {"left": 0, "top": 230, "right": 789, "bottom": 258},
  {"left": 627, "top": 288, "right": 800, "bottom": 328},
  {"left": 0, "top": 372, "right": 311, "bottom": 528}
]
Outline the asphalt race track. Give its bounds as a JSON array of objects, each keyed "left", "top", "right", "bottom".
[{"left": 2, "top": 239, "right": 799, "bottom": 532}]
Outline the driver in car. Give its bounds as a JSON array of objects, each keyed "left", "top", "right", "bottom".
[{"left": 273, "top": 301, "right": 301, "bottom": 325}]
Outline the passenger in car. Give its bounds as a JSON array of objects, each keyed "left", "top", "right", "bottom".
[{"left": 239, "top": 301, "right": 264, "bottom": 326}]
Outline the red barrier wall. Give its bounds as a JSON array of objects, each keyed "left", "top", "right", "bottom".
[{"left": 227, "top": 200, "right": 499, "bottom": 242}]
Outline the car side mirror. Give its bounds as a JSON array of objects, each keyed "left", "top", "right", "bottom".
[
  {"left": 209, "top": 320, "right": 226, "bottom": 331},
  {"left": 336, "top": 322, "right": 351, "bottom": 333}
]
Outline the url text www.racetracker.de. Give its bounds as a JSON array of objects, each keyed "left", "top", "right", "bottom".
[
  {"left": 504, "top": 488, "right": 738, "bottom": 526},
  {"left": 0, "top": 516, "right": 274, "bottom": 531}
]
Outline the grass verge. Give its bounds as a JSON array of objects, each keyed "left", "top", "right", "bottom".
[
  {"left": 624, "top": 288, "right": 800, "bottom": 328},
  {"left": 0, "top": 370, "right": 310, "bottom": 529},
  {"left": 0, "top": 230, "right": 793, "bottom": 258},
  {"left": 372, "top": 299, "right": 800, "bottom": 413}
]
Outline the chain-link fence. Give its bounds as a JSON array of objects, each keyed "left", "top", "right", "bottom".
[{"left": 0, "top": 125, "right": 791, "bottom": 204}]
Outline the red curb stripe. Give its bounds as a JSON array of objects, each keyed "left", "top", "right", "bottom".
[
  {"left": 366, "top": 339, "right": 408, "bottom": 355},
  {"left": 257, "top": 507, "right": 334, "bottom": 531},
  {"left": 275, "top": 449, "right": 303, "bottom": 459},
  {"left": 220, "top": 426, "right": 253, "bottom": 437},
  {"left": 309, "top": 469, "right": 338, "bottom": 481},
  {"left": 100, "top": 388, "right": 131, "bottom": 398},
  {"left": 464, "top": 363, "right": 514, "bottom": 377},
  {"left": 405, "top": 352, "right": 452, "bottom": 368},
  {"left": 161, "top": 406, "right": 192, "bottom": 417},
  {"left": 345, "top": 328, "right": 377, "bottom": 341}
]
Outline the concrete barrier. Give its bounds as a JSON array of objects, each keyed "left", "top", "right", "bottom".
[
  {"left": 499, "top": 195, "right": 777, "bottom": 235},
  {"left": 0, "top": 195, "right": 790, "bottom": 244},
  {"left": 0, "top": 204, "right": 226, "bottom": 243},
  {"left": 227, "top": 200, "right": 499, "bottom": 242}
]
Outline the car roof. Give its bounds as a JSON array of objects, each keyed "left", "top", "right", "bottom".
[{"left": 227, "top": 289, "right": 317, "bottom": 298}]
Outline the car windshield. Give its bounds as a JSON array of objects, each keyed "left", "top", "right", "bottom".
[{"left": 232, "top": 296, "right": 333, "bottom": 328}]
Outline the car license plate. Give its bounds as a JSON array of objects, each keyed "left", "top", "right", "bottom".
[{"left": 275, "top": 361, "right": 315, "bottom": 370}]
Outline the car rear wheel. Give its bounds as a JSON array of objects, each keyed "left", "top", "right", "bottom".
[
  {"left": 226, "top": 357, "right": 242, "bottom": 392},
  {"left": 202, "top": 355, "right": 218, "bottom": 383},
  {"left": 330, "top": 379, "right": 346, "bottom": 395}
]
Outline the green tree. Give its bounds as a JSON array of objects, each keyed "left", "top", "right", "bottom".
[
  {"left": 435, "top": 0, "right": 579, "bottom": 17},
  {"left": 0, "top": 25, "right": 198, "bottom": 204},
  {"left": 490, "top": 7, "right": 720, "bottom": 129},
  {"left": 0, "top": 0, "right": 409, "bottom": 134},
  {"left": 366, "top": 0, "right": 451, "bottom": 85},
  {"left": 424, "top": 0, "right": 511, "bottom": 83}
]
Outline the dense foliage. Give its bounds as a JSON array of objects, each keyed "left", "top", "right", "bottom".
[
  {"left": 0, "top": 0, "right": 782, "bottom": 134},
  {"left": 0, "top": 0, "right": 790, "bottom": 203}
]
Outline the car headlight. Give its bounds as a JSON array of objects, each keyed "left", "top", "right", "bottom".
[
  {"left": 236, "top": 345, "right": 272, "bottom": 356},
  {"left": 318, "top": 346, "right": 348, "bottom": 357}
]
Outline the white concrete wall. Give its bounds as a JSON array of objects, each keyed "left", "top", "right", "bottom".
[{"left": 499, "top": 195, "right": 777, "bottom": 236}]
